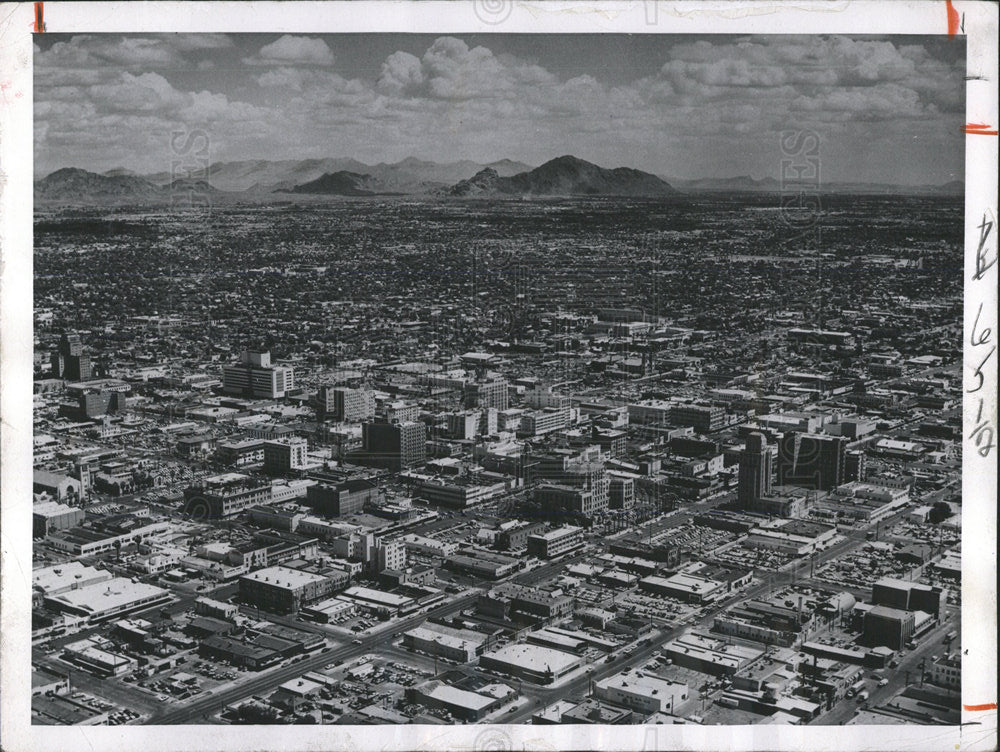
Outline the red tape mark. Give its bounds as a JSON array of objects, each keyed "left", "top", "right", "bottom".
[
  {"left": 964, "top": 702, "right": 998, "bottom": 711},
  {"left": 946, "top": 0, "right": 959, "bottom": 36},
  {"left": 963, "top": 123, "right": 999, "bottom": 136},
  {"left": 34, "top": 2, "right": 44, "bottom": 33}
]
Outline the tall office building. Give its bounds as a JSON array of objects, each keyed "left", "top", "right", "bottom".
[
  {"left": 263, "top": 437, "right": 309, "bottom": 475},
  {"left": 463, "top": 377, "right": 509, "bottom": 411},
  {"left": 777, "top": 432, "right": 848, "bottom": 491},
  {"left": 51, "top": 332, "right": 93, "bottom": 382},
  {"left": 317, "top": 386, "right": 375, "bottom": 422},
  {"left": 738, "top": 432, "right": 773, "bottom": 508},
  {"left": 223, "top": 349, "right": 295, "bottom": 399},
  {"left": 362, "top": 421, "right": 427, "bottom": 471}
]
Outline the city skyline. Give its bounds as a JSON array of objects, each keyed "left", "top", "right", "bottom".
[{"left": 35, "top": 33, "right": 965, "bottom": 185}]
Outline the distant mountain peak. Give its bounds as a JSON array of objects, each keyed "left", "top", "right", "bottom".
[{"left": 449, "top": 155, "right": 678, "bottom": 198}]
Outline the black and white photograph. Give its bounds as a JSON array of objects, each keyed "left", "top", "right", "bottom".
[{"left": 1, "top": 2, "right": 997, "bottom": 750}]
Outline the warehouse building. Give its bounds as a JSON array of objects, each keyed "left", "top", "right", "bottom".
[
  {"left": 479, "top": 643, "right": 582, "bottom": 684},
  {"left": 44, "top": 578, "right": 172, "bottom": 623},
  {"left": 594, "top": 670, "right": 689, "bottom": 715}
]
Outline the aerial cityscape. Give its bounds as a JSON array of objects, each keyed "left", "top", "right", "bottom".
[{"left": 30, "top": 33, "right": 965, "bottom": 728}]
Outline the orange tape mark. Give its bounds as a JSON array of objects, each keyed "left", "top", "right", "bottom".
[
  {"left": 964, "top": 702, "right": 998, "bottom": 711},
  {"left": 946, "top": 0, "right": 959, "bottom": 36},
  {"left": 963, "top": 123, "right": 999, "bottom": 136},
  {"left": 34, "top": 2, "right": 44, "bottom": 33}
]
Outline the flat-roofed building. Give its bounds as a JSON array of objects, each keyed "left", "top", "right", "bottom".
[
  {"left": 560, "top": 698, "right": 636, "bottom": 725},
  {"left": 360, "top": 420, "right": 426, "bottom": 471},
  {"left": 519, "top": 407, "right": 572, "bottom": 437},
  {"left": 32, "top": 501, "right": 85, "bottom": 538},
  {"left": 32, "top": 694, "right": 108, "bottom": 726},
  {"left": 407, "top": 680, "right": 510, "bottom": 722},
  {"left": 872, "top": 578, "right": 942, "bottom": 618},
  {"left": 306, "top": 478, "right": 382, "bottom": 516},
  {"left": 239, "top": 566, "right": 344, "bottom": 614},
  {"left": 263, "top": 437, "right": 309, "bottom": 475},
  {"left": 929, "top": 653, "right": 960, "bottom": 690},
  {"left": 403, "top": 621, "right": 490, "bottom": 662},
  {"left": 862, "top": 605, "right": 916, "bottom": 650},
  {"left": 670, "top": 404, "right": 725, "bottom": 433},
  {"left": 663, "top": 631, "right": 765, "bottom": 676},
  {"left": 216, "top": 438, "right": 265, "bottom": 467},
  {"left": 445, "top": 550, "right": 522, "bottom": 580},
  {"left": 183, "top": 473, "right": 272, "bottom": 519},
  {"left": 340, "top": 585, "right": 416, "bottom": 616},
  {"left": 595, "top": 669, "right": 689, "bottom": 714},
  {"left": 223, "top": 349, "right": 294, "bottom": 399},
  {"left": 639, "top": 572, "right": 724, "bottom": 604},
  {"left": 62, "top": 637, "right": 137, "bottom": 677},
  {"left": 463, "top": 377, "right": 509, "bottom": 411},
  {"left": 44, "top": 578, "right": 172, "bottom": 623},
  {"left": 497, "top": 520, "right": 546, "bottom": 551},
  {"left": 417, "top": 477, "right": 509, "bottom": 509},
  {"left": 479, "top": 643, "right": 582, "bottom": 684},
  {"left": 31, "top": 666, "right": 70, "bottom": 697},
  {"left": 32, "top": 561, "right": 112, "bottom": 598},
  {"left": 608, "top": 475, "right": 635, "bottom": 510},
  {"left": 317, "top": 385, "right": 375, "bottom": 422},
  {"left": 526, "top": 525, "right": 584, "bottom": 558}
]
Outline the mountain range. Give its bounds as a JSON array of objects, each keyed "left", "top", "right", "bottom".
[{"left": 34, "top": 156, "right": 964, "bottom": 204}]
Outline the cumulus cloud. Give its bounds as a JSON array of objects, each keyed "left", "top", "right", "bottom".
[
  {"left": 34, "top": 33, "right": 964, "bottom": 182},
  {"left": 243, "top": 35, "right": 334, "bottom": 66}
]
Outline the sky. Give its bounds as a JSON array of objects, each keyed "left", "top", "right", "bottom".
[{"left": 34, "top": 33, "right": 966, "bottom": 184}]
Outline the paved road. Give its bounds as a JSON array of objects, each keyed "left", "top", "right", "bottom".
[
  {"left": 150, "top": 591, "right": 481, "bottom": 724},
  {"left": 813, "top": 613, "right": 960, "bottom": 725}
]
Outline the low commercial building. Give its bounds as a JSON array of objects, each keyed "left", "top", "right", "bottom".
[
  {"left": 31, "top": 666, "right": 70, "bottom": 697},
  {"left": 416, "top": 477, "right": 509, "bottom": 509},
  {"left": 496, "top": 521, "right": 546, "bottom": 551},
  {"left": 305, "top": 478, "right": 382, "bottom": 516},
  {"left": 340, "top": 585, "right": 417, "bottom": 616},
  {"left": 46, "top": 519, "right": 170, "bottom": 556},
  {"left": 745, "top": 520, "right": 838, "bottom": 556},
  {"left": 559, "top": 698, "right": 636, "bottom": 725},
  {"left": 479, "top": 643, "right": 582, "bottom": 684},
  {"left": 526, "top": 526, "right": 584, "bottom": 558},
  {"left": 663, "top": 631, "right": 765, "bottom": 676},
  {"left": 407, "top": 680, "right": 511, "bottom": 722},
  {"left": 403, "top": 622, "right": 490, "bottom": 662},
  {"left": 401, "top": 533, "right": 458, "bottom": 557},
  {"left": 445, "top": 550, "right": 522, "bottom": 580},
  {"left": 62, "top": 637, "right": 137, "bottom": 676},
  {"left": 44, "top": 578, "right": 172, "bottom": 623},
  {"left": 639, "top": 572, "right": 724, "bottom": 604},
  {"left": 929, "top": 653, "right": 960, "bottom": 690},
  {"left": 594, "top": 670, "right": 689, "bottom": 715},
  {"left": 33, "top": 501, "right": 85, "bottom": 538},
  {"left": 239, "top": 566, "right": 345, "bottom": 614},
  {"left": 32, "top": 561, "right": 112, "bottom": 598},
  {"left": 198, "top": 635, "right": 284, "bottom": 670},
  {"left": 32, "top": 694, "right": 109, "bottom": 726}
]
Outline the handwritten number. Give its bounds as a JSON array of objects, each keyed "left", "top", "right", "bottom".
[{"left": 974, "top": 214, "right": 995, "bottom": 281}]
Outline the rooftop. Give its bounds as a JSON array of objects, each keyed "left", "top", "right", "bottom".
[{"left": 241, "top": 566, "right": 329, "bottom": 589}]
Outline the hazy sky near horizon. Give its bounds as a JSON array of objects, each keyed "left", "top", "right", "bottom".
[{"left": 35, "top": 33, "right": 966, "bottom": 184}]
